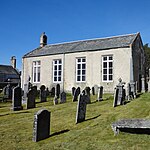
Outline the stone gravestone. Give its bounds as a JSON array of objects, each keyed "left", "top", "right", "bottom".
[
  {"left": 94, "top": 85, "right": 99, "bottom": 95},
  {"left": 26, "top": 88, "right": 36, "bottom": 109},
  {"left": 60, "top": 92, "right": 66, "bottom": 103},
  {"left": 141, "top": 75, "right": 145, "bottom": 93},
  {"left": 12, "top": 86, "right": 23, "bottom": 111},
  {"left": 97, "top": 86, "right": 103, "bottom": 101},
  {"left": 4, "top": 84, "right": 12, "bottom": 99},
  {"left": 84, "top": 87, "right": 91, "bottom": 104},
  {"left": 76, "top": 93, "right": 87, "bottom": 124},
  {"left": 22, "top": 83, "right": 28, "bottom": 104},
  {"left": 72, "top": 87, "right": 80, "bottom": 102},
  {"left": 130, "top": 82, "right": 136, "bottom": 99},
  {"left": 40, "top": 85, "right": 47, "bottom": 102},
  {"left": 55, "top": 84, "right": 60, "bottom": 98},
  {"left": 53, "top": 96, "right": 59, "bottom": 105},
  {"left": 113, "top": 78, "right": 125, "bottom": 107},
  {"left": 92, "top": 87, "right": 95, "bottom": 95},
  {"left": 33, "top": 109, "right": 50, "bottom": 142},
  {"left": 72, "top": 87, "right": 76, "bottom": 96},
  {"left": 51, "top": 87, "right": 55, "bottom": 97}
]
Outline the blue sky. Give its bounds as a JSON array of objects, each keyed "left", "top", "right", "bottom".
[{"left": 0, "top": 0, "right": 150, "bottom": 70}]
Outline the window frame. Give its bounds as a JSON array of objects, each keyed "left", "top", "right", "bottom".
[
  {"left": 53, "top": 59, "right": 62, "bottom": 83},
  {"left": 33, "top": 60, "right": 41, "bottom": 83},
  {"left": 76, "top": 57, "right": 86, "bottom": 82},
  {"left": 102, "top": 55, "right": 113, "bottom": 82}
]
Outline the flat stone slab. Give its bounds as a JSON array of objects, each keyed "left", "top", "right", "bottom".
[{"left": 111, "top": 119, "right": 150, "bottom": 135}]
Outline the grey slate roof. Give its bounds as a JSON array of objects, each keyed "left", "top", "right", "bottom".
[
  {"left": 0, "top": 65, "right": 19, "bottom": 75},
  {"left": 23, "top": 33, "right": 139, "bottom": 58}
]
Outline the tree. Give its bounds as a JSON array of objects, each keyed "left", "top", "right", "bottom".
[{"left": 144, "top": 44, "right": 150, "bottom": 76}]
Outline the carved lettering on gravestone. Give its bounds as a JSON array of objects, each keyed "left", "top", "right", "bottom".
[
  {"left": 55, "top": 84, "right": 60, "bottom": 98},
  {"left": 76, "top": 94, "right": 87, "bottom": 124},
  {"left": 12, "top": 86, "right": 23, "bottom": 111},
  {"left": 72, "top": 87, "right": 80, "bottom": 102},
  {"left": 27, "top": 88, "right": 36, "bottom": 109},
  {"left": 33, "top": 109, "right": 50, "bottom": 142},
  {"left": 40, "top": 85, "right": 47, "bottom": 102},
  {"left": 60, "top": 92, "right": 66, "bottom": 103}
]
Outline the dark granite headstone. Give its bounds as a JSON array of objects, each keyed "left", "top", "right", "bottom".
[
  {"left": 40, "top": 85, "right": 47, "bottom": 102},
  {"left": 72, "top": 87, "right": 76, "bottom": 96},
  {"left": 33, "top": 109, "right": 50, "bottom": 142},
  {"left": 55, "top": 84, "right": 60, "bottom": 98},
  {"left": 84, "top": 87, "right": 91, "bottom": 104},
  {"left": 12, "top": 86, "right": 23, "bottom": 111},
  {"left": 97, "top": 86, "right": 103, "bottom": 101},
  {"left": 76, "top": 94, "right": 87, "bottom": 123},
  {"left": 26, "top": 88, "right": 36, "bottom": 109},
  {"left": 92, "top": 87, "right": 95, "bottom": 95},
  {"left": 60, "top": 92, "right": 66, "bottom": 103},
  {"left": 51, "top": 87, "right": 55, "bottom": 97},
  {"left": 72, "top": 87, "right": 80, "bottom": 102}
]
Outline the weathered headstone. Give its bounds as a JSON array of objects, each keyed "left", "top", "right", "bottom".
[
  {"left": 94, "top": 85, "right": 99, "bottom": 95},
  {"left": 53, "top": 96, "right": 59, "bottom": 105},
  {"left": 97, "top": 86, "right": 103, "bottom": 101},
  {"left": 12, "top": 86, "right": 23, "bottom": 111},
  {"left": 92, "top": 87, "right": 95, "bottom": 95},
  {"left": 40, "top": 85, "right": 47, "bottom": 102},
  {"left": 22, "top": 83, "right": 28, "bottom": 104},
  {"left": 51, "top": 87, "right": 55, "bottom": 97},
  {"left": 72, "top": 87, "right": 76, "bottom": 96},
  {"left": 84, "top": 87, "right": 91, "bottom": 104},
  {"left": 26, "top": 88, "right": 36, "bottom": 109},
  {"left": 60, "top": 92, "right": 66, "bottom": 103},
  {"left": 33, "top": 109, "right": 50, "bottom": 142},
  {"left": 76, "top": 94, "right": 87, "bottom": 124},
  {"left": 4, "top": 84, "right": 12, "bottom": 99},
  {"left": 55, "top": 84, "right": 60, "bottom": 98},
  {"left": 141, "top": 75, "right": 145, "bottom": 93},
  {"left": 72, "top": 87, "right": 80, "bottom": 102}
]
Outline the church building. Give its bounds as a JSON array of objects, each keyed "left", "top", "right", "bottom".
[{"left": 22, "top": 32, "right": 145, "bottom": 93}]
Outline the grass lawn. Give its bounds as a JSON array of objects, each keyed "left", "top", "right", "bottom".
[{"left": 0, "top": 93, "right": 150, "bottom": 150}]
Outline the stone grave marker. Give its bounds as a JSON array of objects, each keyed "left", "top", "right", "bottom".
[
  {"left": 33, "top": 109, "right": 50, "bottom": 142},
  {"left": 72, "top": 87, "right": 76, "bottom": 96},
  {"left": 40, "top": 85, "right": 47, "bottom": 102},
  {"left": 12, "top": 86, "right": 23, "bottom": 111},
  {"left": 53, "top": 96, "right": 59, "bottom": 105},
  {"left": 76, "top": 93, "right": 87, "bottom": 124},
  {"left": 72, "top": 87, "right": 80, "bottom": 102},
  {"left": 94, "top": 85, "right": 98, "bottom": 95},
  {"left": 55, "top": 84, "right": 60, "bottom": 98},
  {"left": 60, "top": 92, "right": 66, "bottom": 103},
  {"left": 97, "top": 86, "right": 103, "bottom": 101},
  {"left": 84, "top": 87, "right": 91, "bottom": 104},
  {"left": 51, "top": 87, "right": 55, "bottom": 97},
  {"left": 92, "top": 86, "right": 95, "bottom": 95},
  {"left": 26, "top": 88, "right": 36, "bottom": 109},
  {"left": 4, "top": 84, "right": 12, "bottom": 99}
]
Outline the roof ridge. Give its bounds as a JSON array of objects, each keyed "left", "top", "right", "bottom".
[{"left": 46, "top": 32, "right": 139, "bottom": 47}]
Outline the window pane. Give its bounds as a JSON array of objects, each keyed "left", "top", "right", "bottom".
[
  {"left": 54, "top": 65, "right": 57, "bottom": 70},
  {"left": 109, "top": 75, "right": 113, "bottom": 80},
  {"left": 38, "top": 61, "right": 41, "bottom": 65},
  {"left": 78, "top": 64, "right": 81, "bottom": 69},
  {"left": 54, "top": 77, "right": 57, "bottom": 81},
  {"left": 78, "top": 59, "right": 81, "bottom": 62},
  {"left": 59, "top": 60, "right": 62, "bottom": 64},
  {"left": 34, "top": 72, "right": 36, "bottom": 82},
  {"left": 58, "top": 71, "right": 61, "bottom": 75},
  {"left": 58, "top": 77, "right": 61, "bottom": 81},
  {"left": 109, "top": 56, "right": 113, "bottom": 60},
  {"left": 82, "top": 64, "right": 86, "bottom": 69},
  {"left": 103, "top": 62, "right": 107, "bottom": 68},
  {"left": 82, "top": 76, "right": 85, "bottom": 81},
  {"left": 82, "top": 70, "right": 85, "bottom": 75},
  {"left": 103, "top": 75, "right": 107, "bottom": 80},
  {"left": 109, "top": 69, "right": 113, "bottom": 74},
  {"left": 54, "top": 60, "right": 57, "bottom": 64},
  {"left": 59, "top": 65, "right": 62, "bottom": 70},
  {"left": 54, "top": 71, "right": 57, "bottom": 76},
  {"left": 38, "top": 72, "right": 40, "bottom": 82},
  {"left": 77, "top": 70, "right": 81, "bottom": 75},
  {"left": 103, "top": 56, "right": 107, "bottom": 61},
  {"left": 82, "top": 58, "right": 86, "bottom": 62},
  {"left": 77, "top": 76, "right": 80, "bottom": 81},
  {"left": 109, "top": 62, "right": 112, "bottom": 67},
  {"left": 103, "top": 69, "right": 107, "bottom": 74}
]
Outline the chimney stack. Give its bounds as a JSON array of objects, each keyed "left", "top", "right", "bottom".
[
  {"left": 11, "top": 56, "right": 16, "bottom": 69},
  {"left": 40, "top": 32, "right": 47, "bottom": 47}
]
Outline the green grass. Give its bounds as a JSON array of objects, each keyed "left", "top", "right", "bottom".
[{"left": 0, "top": 93, "right": 150, "bottom": 150}]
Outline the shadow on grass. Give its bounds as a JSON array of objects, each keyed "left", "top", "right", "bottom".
[
  {"left": 0, "top": 111, "right": 30, "bottom": 117},
  {"left": 50, "top": 129, "right": 70, "bottom": 137},
  {"left": 85, "top": 114, "right": 101, "bottom": 122}
]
